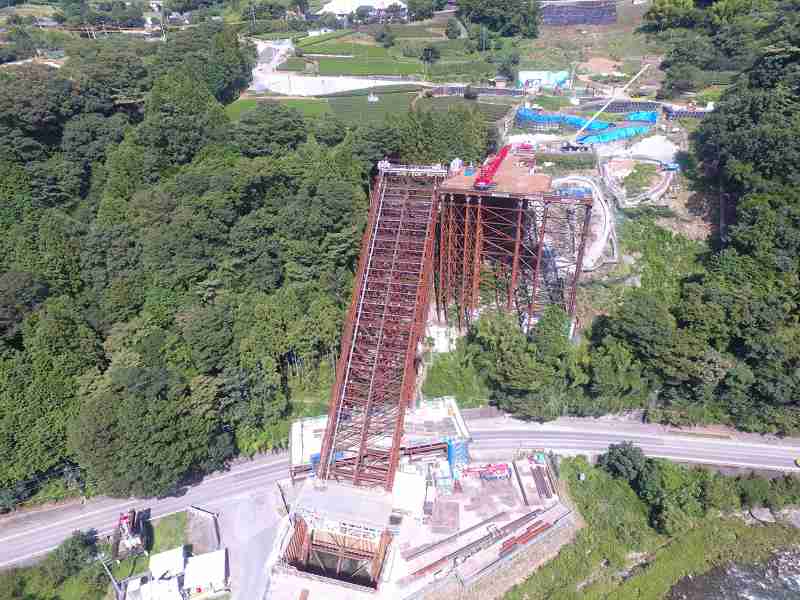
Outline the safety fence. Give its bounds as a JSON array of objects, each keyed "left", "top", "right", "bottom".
[{"left": 429, "top": 86, "right": 525, "bottom": 97}]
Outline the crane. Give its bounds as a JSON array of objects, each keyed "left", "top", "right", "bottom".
[{"left": 563, "top": 64, "right": 651, "bottom": 151}]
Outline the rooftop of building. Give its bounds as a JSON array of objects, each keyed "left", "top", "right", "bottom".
[{"left": 441, "top": 146, "right": 553, "bottom": 197}]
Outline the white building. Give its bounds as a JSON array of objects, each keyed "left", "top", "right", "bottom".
[
  {"left": 183, "top": 549, "right": 228, "bottom": 597},
  {"left": 317, "top": 0, "right": 407, "bottom": 17}
]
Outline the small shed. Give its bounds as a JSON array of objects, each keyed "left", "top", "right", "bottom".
[
  {"left": 183, "top": 549, "right": 228, "bottom": 597},
  {"left": 493, "top": 75, "right": 509, "bottom": 89}
]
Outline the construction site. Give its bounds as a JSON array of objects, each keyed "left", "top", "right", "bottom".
[{"left": 263, "top": 147, "right": 590, "bottom": 599}]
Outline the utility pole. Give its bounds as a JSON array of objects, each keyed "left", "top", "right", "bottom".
[{"left": 250, "top": 3, "right": 256, "bottom": 31}]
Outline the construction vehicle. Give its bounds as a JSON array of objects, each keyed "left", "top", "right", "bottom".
[
  {"left": 561, "top": 141, "right": 589, "bottom": 153},
  {"left": 110, "top": 509, "right": 146, "bottom": 561},
  {"left": 473, "top": 144, "right": 511, "bottom": 190}
]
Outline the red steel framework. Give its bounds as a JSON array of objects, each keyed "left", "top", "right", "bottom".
[
  {"left": 318, "top": 167, "right": 447, "bottom": 490},
  {"left": 436, "top": 189, "right": 592, "bottom": 329},
  {"left": 318, "top": 165, "right": 592, "bottom": 492}
]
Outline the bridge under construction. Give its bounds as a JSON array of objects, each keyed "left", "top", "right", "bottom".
[{"left": 271, "top": 148, "right": 592, "bottom": 597}]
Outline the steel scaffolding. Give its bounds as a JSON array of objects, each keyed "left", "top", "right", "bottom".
[
  {"left": 436, "top": 191, "right": 592, "bottom": 329},
  {"left": 318, "top": 167, "right": 592, "bottom": 493},
  {"left": 318, "top": 170, "right": 445, "bottom": 491}
]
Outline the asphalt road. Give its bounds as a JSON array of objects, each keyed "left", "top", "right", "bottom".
[{"left": 2, "top": 419, "right": 799, "bottom": 584}]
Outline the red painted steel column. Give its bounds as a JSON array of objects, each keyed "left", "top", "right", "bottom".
[
  {"left": 459, "top": 196, "right": 472, "bottom": 330},
  {"left": 446, "top": 195, "right": 455, "bottom": 325},
  {"left": 471, "top": 197, "right": 483, "bottom": 312},
  {"left": 528, "top": 203, "right": 549, "bottom": 327},
  {"left": 567, "top": 203, "right": 592, "bottom": 317},
  {"left": 436, "top": 191, "right": 445, "bottom": 322},
  {"left": 507, "top": 199, "right": 525, "bottom": 310}
]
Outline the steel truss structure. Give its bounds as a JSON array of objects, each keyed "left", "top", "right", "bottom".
[
  {"left": 436, "top": 190, "right": 592, "bottom": 329},
  {"left": 318, "top": 166, "right": 592, "bottom": 493},
  {"left": 318, "top": 169, "right": 446, "bottom": 491}
]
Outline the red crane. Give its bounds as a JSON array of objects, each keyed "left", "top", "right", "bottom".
[{"left": 474, "top": 145, "right": 512, "bottom": 190}]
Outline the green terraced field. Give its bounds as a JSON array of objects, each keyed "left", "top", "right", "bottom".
[
  {"left": 416, "top": 97, "right": 513, "bottom": 122},
  {"left": 328, "top": 90, "right": 416, "bottom": 124},
  {"left": 317, "top": 57, "right": 421, "bottom": 76},
  {"left": 296, "top": 29, "right": 353, "bottom": 47},
  {"left": 427, "top": 60, "right": 495, "bottom": 79},
  {"left": 301, "top": 41, "right": 394, "bottom": 58},
  {"left": 368, "top": 23, "right": 445, "bottom": 38}
]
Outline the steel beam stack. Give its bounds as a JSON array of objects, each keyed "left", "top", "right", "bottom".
[{"left": 318, "top": 169, "right": 445, "bottom": 491}]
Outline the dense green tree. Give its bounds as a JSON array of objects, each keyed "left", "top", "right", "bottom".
[
  {"left": 0, "top": 65, "right": 84, "bottom": 150},
  {"left": 0, "top": 296, "right": 101, "bottom": 487},
  {"left": 70, "top": 362, "right": 227, "bottom": 497},
  {"left": 598, "top": 442, "right": 648, "bottom": 488},
  {"left": 233, "top": 102, "right": 307, "bottom": 157},
  {"left": 135, "top": 71, "right": 228, "bottom": 170},
  {"left": 407, "top": 0, "right": 435, "bottom": 20},
  {"left": 40, "top": 531, "right": 97, "bottom": 587},
  {"left": 458, "top": 0, "right": 540, "bottom": 37},
  {"left": 446, "top": 17, "right": 461, "bottom": 39},
  {"left": 0, "top": 272, "right": 49, "bottom": 346}
]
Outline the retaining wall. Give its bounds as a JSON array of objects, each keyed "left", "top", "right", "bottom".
[{"left": 541, "top": 0, "right": 617, "bottom": 25}]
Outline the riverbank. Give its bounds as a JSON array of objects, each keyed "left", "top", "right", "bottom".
[{"left": 504, "top": 457, "right": 800, "bottom": 600}]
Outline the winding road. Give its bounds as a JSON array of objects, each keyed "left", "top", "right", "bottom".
[{"left": 2, "top": 417, "right": 799, "bottom": 575}]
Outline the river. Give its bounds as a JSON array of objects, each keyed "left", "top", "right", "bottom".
[{"left": 668, "top": 549, "right": 800, "bottom": 600}]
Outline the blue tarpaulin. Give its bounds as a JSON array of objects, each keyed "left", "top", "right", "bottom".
[
  {"left": 626, "top": 111, "right": 658, "bottom": 123},
  {"left": 578, "top": 126, "right": 650, "bottom": 145},
  {"left": 516, "top": 108, "right": 611, "bottom": 131}
]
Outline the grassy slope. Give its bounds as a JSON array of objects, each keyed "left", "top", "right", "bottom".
[
  {"left": 415, "top": 96, "right": 512, "bottom": 122},
  {"left": 328, "top": 90, "right": 414, "bottom": 124},
  {"left": 277, "top": 57, "right": 307, "bottom": 71},
  {"left": 505, "top": 458, "right": 800, "bottom": 600}
]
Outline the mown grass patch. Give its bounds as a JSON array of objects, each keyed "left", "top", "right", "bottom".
[
  {"left": 328, "top": 90, "right": 414, "bottom": 123},
  {"left": 150, "top": 511, "right": 188, "bottom": 554},
  {"left": 225, "top": 98, "right": 257, "bottom": 120},
  {"left": 275, "top": 98, "right": 332, "bottom": 117},
  {"left": 317, "top": 57, "right": 421, "bottom": 76},
  {"left": 531, "top": 95, "right": 572, "bottom": 111}
]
